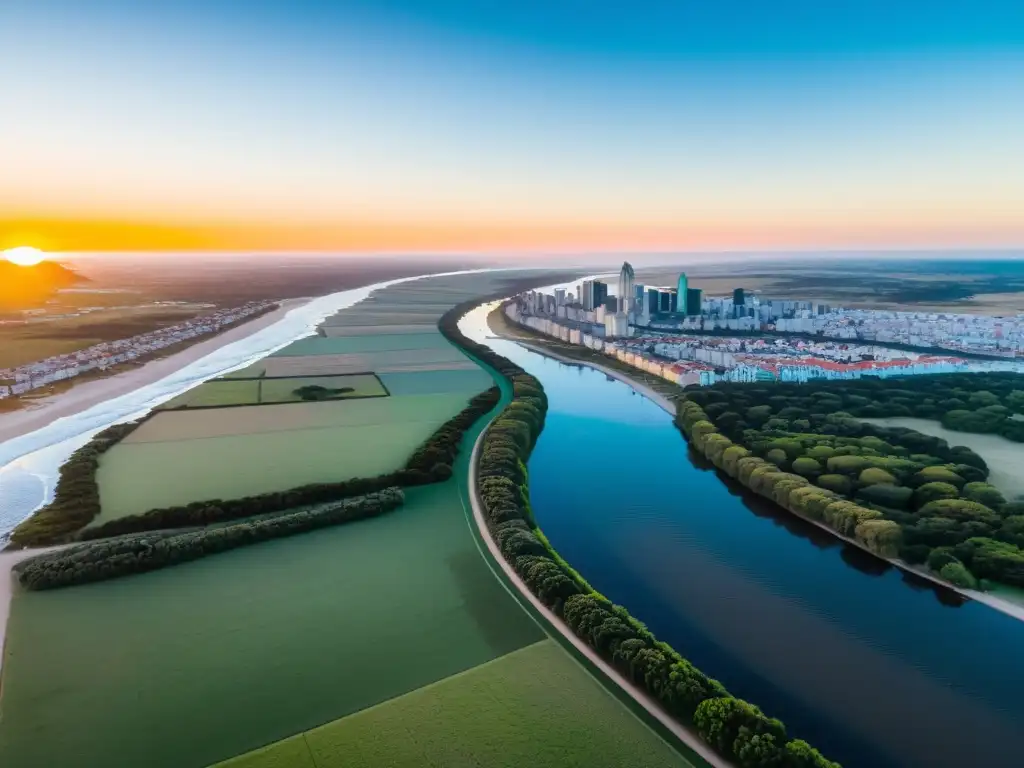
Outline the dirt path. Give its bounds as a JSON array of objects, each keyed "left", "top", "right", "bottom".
[{"left": 466, "top": 427, "right": 731, "bottom": 768}]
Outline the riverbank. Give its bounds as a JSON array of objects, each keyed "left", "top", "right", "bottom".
[
  {"left": 486, "top": 304, "right": 678, "bottom": 414},
  {"left": 465, "top": 393, "right": 730, "bottom": 768},
  {"left": 0, "top": 299, "right": 308, "bottom": 444},
  {"left": 487, "top": 315, "right": 1024, "bottom": 627}
]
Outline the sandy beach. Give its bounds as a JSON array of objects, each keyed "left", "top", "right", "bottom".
[{"left": 0, "top": 298, "right": 309, "bottom": 445}]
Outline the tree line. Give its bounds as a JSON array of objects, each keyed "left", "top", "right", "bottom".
[
  {"left": 680, "top": 373, "right": 1024, "bottom": 589},
  {"left": 15, "top": 488, "right": 404, "bottom": 590},
  {"left": 442, "top": 302, "right": 840, "bottom": 768},
  {"left": 7, "top": 421, "right": 143, "bottom": 548},
  {"left": 7, "top": 384, "right": 498, "bottom": 548}
]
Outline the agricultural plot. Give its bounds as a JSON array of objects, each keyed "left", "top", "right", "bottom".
[
  {"left": 380, "top": 368, "right": 495, "bottom": 396},
  {"left": 97, "top": 417, "right": 464, "bottom": 521},
  {"left": 271, "top": 332, "right": 454, "bottom": 357},
  {"left": 121, "top": 394, "right": 476, "bottom": 443},
  {"left": 258, "top": 374, "right": 387, "bottom": 404},
  {"left": 321, "top": 323, "right": 437, "bottom": 337},
  {"left": 217, "top": 640, "right": 691, "bottom": 768},
  {"left": 159, "top": 379, "right": 261, "bottom": 409},
  {"left": 0, "top": 483, "right": 544, "bottom": 768},
  {"left": 262, "top": 348, "right": 473, "bottom": 376}
]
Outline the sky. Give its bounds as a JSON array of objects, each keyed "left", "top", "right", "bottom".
[{"left": 1, "top": 1, "right": 1023, "bottom": 254}]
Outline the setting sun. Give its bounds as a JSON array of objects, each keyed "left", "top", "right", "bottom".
[{"left": 3, "top": 246, "right": 45, "bottom": 266}]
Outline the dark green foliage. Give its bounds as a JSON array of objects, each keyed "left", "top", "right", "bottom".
[
  {"left": 856, "top": 484, "right": 914, "bottom": 510},
  {"left": 7, "top": 421, "right": 143, "bottom": 547},
  {"left": 679, "top": 372, "right": 1024, "bottom": 590},
  {"left": 16, "top": 488, "right": 405, "bottom": 589}
]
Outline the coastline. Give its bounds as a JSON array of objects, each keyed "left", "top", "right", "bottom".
[
  {"left": 465, "top": 415, "right": 730, "bottom": 768},
  {"left": 0, "top": 298, "right": 308, "bottom": 445},
  {"left": 490, "top": 324, "right": 1024, "bottom": 626}
]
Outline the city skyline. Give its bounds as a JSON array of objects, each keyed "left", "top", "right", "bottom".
[{"left": 3, "top": 1, "right": 1023, "bottom": 253}]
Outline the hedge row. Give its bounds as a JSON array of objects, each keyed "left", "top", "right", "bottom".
[
  {"left": 16, "top": 488, "right": 405, "bottom": 590},
  {"left": 440, "top": 302, "right": 839, "bottom": 768},
  {"left": 7, "top": 421, "right": 144, "bottom": 548},
  {"left": 66, "top": 386, "right": 498, "bottom": 541}
]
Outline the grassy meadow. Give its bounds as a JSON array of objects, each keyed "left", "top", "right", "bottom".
[
  {"left": 159, "top": 379, "right": 261, "bottom": 409},
  {"left": 257, "top": 373, "right": 386, "bottom": 403},
  {"left": 0, "top": 482, "right": 544, "bottom": 768},
  {"left": 216, "top": 640, "right": 693, "bottom": 768}
]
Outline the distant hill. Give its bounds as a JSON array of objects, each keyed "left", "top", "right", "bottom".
[{"left": 0, "top": 260, "right": 86, "bottom": 310}]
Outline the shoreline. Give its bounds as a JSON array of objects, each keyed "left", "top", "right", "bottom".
[
  {"left": 0, "top": 299, "right": 309, "bottom": 445},
  {"left": 465, "top": 413, "right": 729, "bottom": 768},
  {"left": 490, "top": 324, "right": 1024, "bottom": 626}
]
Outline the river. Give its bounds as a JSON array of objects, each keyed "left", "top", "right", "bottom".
[{"left": 461, "top": 305, "right": 1024, "bottom": 768}]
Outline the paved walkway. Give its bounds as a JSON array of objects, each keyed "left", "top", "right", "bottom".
[{"left": 466, "top": 427, "right": 731, "bottom": 768}]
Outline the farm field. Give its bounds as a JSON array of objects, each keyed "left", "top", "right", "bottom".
[
  {"left": 262, "top": 347, "right": 473, "bottom": 376},
  {"left": 159, "top": 379, "right": 261, "bottom": 409},
  {"left": 96, "top": 417, "right": 462, "bottom": 521},
  {"left": 270, "top": 332, "right": 455, "bottom": 356},
  {"left": 0, "top": 482, "right": 545, "bottom": 768},
  {"left": 216, "top": 639, "right": 692, "bottom": 768},
  {"left": 258, "top": 374, "right": 387, "bottom": 403},
  {"left": 122, "top": 394, "right": 475, "bottom": 443}
]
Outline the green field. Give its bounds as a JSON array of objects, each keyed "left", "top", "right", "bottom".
[
  {"left": 258, "top": 374, "right": 387, "bottom": 403},
  {"left": 160, "top": 379, "right": 261, "bottom": 409},
  {"left": 0, "top": 483, "right": 544, "bottom": 768},
  {"left": 379, "top": 368, "right": 494, "bottom": 396},
  {"left": 271, "top": 332, "right": 454, "bottom": 356},
  {"left": 96, "top": 415, "right": 466, "bottom": 521},
  {"left": 216, "top": 640, "right": 692, "bottom": 768}
]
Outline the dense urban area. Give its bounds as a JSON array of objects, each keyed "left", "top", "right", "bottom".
[
  {"left": 0, "top": 301, "right": 274, "bottom": 399},
  {"left": 508, "top": 263, "right": 1024, "bottom": 388}
]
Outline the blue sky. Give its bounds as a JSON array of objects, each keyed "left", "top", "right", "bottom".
[{"left": 2, "top": 0, "right": 1022, "bottom": 251}]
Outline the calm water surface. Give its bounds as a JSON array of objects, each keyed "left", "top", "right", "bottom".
[{"left": 463, "top": 307, "right": 1024, "bottom": 768}]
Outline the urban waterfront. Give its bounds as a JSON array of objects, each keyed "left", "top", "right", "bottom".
[{"left": 463, "top": 307, "right": 1024, "bottom": 768}]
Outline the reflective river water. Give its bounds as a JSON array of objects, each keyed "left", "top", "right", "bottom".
[{"left": 462, "top": 305, "right": 1024, "bottom": 768}]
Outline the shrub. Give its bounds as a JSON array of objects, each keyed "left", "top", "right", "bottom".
[
  {"left": 856, "top": 484, "right": 913, "bottom": 510},
  {"left": 939, "top": 561, "right": 978, "bottom": 589},
  {"left": 826, "top": 455, "right": 872, "bottom": 476},
  {"left": 910, "top": 466, "right": 965, "bottom": 489},
  {"left": 791, "top": 457, "right": 822, "bottom": 478},
  {"left": 961, "top": 482, "right": 1006, "bottom": 509},
  {"left": 816, "top": 474, "right": 852, "bottom": 496},
  {"left": 912, "top": 482, "right": 960, "bottom": 508},
  {"left": 858, "top": 467, "right": 897, "bottom": 486}
]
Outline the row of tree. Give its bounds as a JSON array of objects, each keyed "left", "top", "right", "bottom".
[
  {"left": 73, "top": 386, "right": 499, "bottom": 541},
  {"left": 7, "top": 421, "right": 143, "bottom": 548},
  {"left": 693, "top": 372, "right": 1024, "bottom": 443},
  {"left": 16, "top": 488, "right": 405, "bottom": 590},
  {"left": 441, "top": 302, "right": 840, "bottom": 768}
]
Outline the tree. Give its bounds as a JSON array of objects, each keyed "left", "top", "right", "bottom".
[
  {"left": 791, "top": 457, "right": 822, "bottom": 478},
  {"left": 912, "top": 482, "right": 960, "bottom": 508},
  {"left": 694, "top": 697, "right": 786, "bottom": 761},
  {"left": 911, "top": 466, "right": 966, "bottom": 489},
  {"left": 858, "top": 467, "right": 897, "bottom": 486},
  {"left": 816, "top": 474, "right": 851, "bottom": 496},
  {"left": 961, "top": 482, "right": 1006, "bottom": 510},
  {"left": 856, "top": 484, "right": 913, "bottom": 510},
  {"left": 783, "top": 739, "right": 841, "bottom": 768},
  {"left": 939, "top": 561, "right": 978, "bottom": 589}
]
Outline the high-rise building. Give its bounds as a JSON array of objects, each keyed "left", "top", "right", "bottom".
[
  {"left": 580, "top": 281, "right": 594, "bottom": 311},
  {"left": 554, "top": 288, "right": 566, "bottom": 306},
  {"left": 634, "top": 283, "right": 646, "bottom": 309},
  {"left": 677, "top": 273, "right": 688, "bottom": 304},
  {"left": 604, "top": 296, "right": 618, "bottom": 313},
  {"left": 617, "top": 262, "right": 635, "bottom": 314},
  {"left": 733, "top": 288, "right": 745, "bottom": 307},
  {"left": 686, "top": 288, "right": 703, "bottom": 316},
  {"left": 646, "top": 288, "right": 661, "bottom": 315},
  {"left": 593, "top": 280, "right": 609, "bottom": 309}
]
